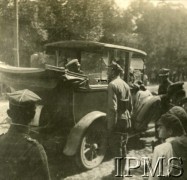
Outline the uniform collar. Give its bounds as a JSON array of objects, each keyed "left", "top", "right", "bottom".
[
  {"left": 8, "top": 125, "right": 29, "bottom": 135},
  {"left": 165, "top": 137, "right": 178, "bottom": 143},
  {"left": 112, "top": 76, "right": 121, "bottom": 81}
]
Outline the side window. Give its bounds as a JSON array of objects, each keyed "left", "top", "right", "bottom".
[
  {"left": 131, "top": 55, "right": 145, "bottom": 82},
  {"left": 116, "top": 50, "right": 126, "bottom": 70},
  {"left": 108, "top": 50, "right": 126, "bottom": 69},
  {"left": 45, "top": 54, "right": 57, "bottom": 66},
  {"left": 81, "top": 50, "right": 109, "bottom": 85},
  {"left": 45, "top": 48, "right": 57, "bottom": 66},
  {"left": 58, "top": 50, "right": 67, "bottom": 67},
  {"left": 58, "top": 49, "right": 79, "bottom": 67},
  {"left": 108, "top": 50, "right": 126, "bottom": 80},
  {"left": 31, "top": 52, "right": 56, "bottom": 67}
]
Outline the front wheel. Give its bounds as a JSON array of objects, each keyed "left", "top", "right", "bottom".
[{"left": 76, "top": 121, "right": 107, "bottom": 169}]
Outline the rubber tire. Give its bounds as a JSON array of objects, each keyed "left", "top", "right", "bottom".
[{"left": 75, "top": 121, "right": 107, "bottom": 170}]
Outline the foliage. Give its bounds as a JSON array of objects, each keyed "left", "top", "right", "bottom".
[
  {"left": 0, "top": 0, "right": 14, "bottom": 64},
  {"left": 0, "top": 0, "right": 48, "bottom": 66},
  {"left": 127, "top": 0, "right": 187, "bottom": 70},
  {"left": 1, "top": 0, "right": 187, "bottom": 70},
  {"left": 0, "top": 0, "right": 108, "bottom": 65},
  {"left": 36, "top": 0, "right": 104, "bottom": 41},
  {"left": 101, "top": 0, "right": 136, "bottom": 46}
]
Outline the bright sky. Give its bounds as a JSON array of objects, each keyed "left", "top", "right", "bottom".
[{"left": 115, "top": 0, "right": 187, "bottom": 9}]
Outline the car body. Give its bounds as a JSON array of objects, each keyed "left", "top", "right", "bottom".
[{"left": 0, "top": 40, "right": 153, "bottom": 169}]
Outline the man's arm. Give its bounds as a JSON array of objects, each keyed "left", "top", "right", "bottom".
[
  {"left": 29, "top": 141, "right": 51, "bottom": 180},
  {"left": 149, "top": 143, "right": 173, "bottom": 180},
  {"left": 107, "top": 83, "right": 118, "bottom": 132},
  {"left": 128, "top": 89, "right": 133, "bottom": 113},
  {"left": 149, "top": 146, "right": 161, "bottom": 180}
]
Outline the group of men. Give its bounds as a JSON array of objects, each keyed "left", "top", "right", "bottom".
[
  {"left": 0, "top": 59, "right": 187, "bottom": 179},
  {"left": 0, "top": 60, "right": 131, "bottom": 179}
]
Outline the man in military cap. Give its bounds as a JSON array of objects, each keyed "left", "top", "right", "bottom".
[
  {"left": 65, "top": 59, "right": 83, "bottom": 74},
  {"left": 0, "top": 89, "right": 51, "bottom": 180},
  {"left": 107, "top": 61, "right": 132, "bottom": 132},
  {"left": 168, "top": 106, "right": 187, "bottom": 180},
  {"left": 158, "top": 68, "right": 173, "bottom": 95},
  {"left": 167, "top": 81, "right": 186, "bottom": 106},
  {"left": 107, "top": 61, "right": 132, "bottom": 176}
]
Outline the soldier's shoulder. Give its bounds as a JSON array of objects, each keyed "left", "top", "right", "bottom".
[
  {"left": 25, "top": 136, "right": 39, "bottom": 146},
  {"left": 0, "top": 133, "right": 5, "bottom": 143},
  {"left": 0, "top": 133, "right": 5, "bottom": 138},
  {"left": 108, "top": 80, "right": 115, "bottom": 87},
  {"left": 110, "top": 77, "right": 123, "bottom": 84},
  {"left": 25, "top": 136, "right": 45, "bottom": 152}
]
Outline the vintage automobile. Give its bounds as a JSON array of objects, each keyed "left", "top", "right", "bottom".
[{"left": 0, "top": 40, "right": 158, "bottom": 169}]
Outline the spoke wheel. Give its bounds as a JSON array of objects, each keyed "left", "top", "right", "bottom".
[{"left": 76, "top": 121, "right": 107, "bottom": 169}]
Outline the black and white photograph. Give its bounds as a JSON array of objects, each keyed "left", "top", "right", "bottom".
[{"left": 0, "top": 0, "right": 187, "bottom": 179}]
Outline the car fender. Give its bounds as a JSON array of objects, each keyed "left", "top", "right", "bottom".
[{"left": 63, "top": 111, "right": 106, "bottom": 156}]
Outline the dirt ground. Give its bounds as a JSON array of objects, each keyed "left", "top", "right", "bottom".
[
  {"left": 1, "top": 82, "right": 187, "bottom": 179},
  {"left": 59, "top": 137, "right": 154, "bottom": 180},
  {"left": 0, "top": 98, "right": 155, "bottom": 180}
]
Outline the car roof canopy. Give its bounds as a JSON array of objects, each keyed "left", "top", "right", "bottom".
[{"left": 45, "top": 40, "right": 147, "bottom": 56}]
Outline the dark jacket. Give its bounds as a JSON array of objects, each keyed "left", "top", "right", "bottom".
[
  {"left": 107, "top": 77, "right": 132, "bottom": 132},
  {"left": 170, "top": 135, "right": 187, "bottom": 180},
  {"left": 158, "top": 79, "right": 172, "bottom": 95},
  {"left": 0, "top": 126, "right": 51, "bottom": 180}
]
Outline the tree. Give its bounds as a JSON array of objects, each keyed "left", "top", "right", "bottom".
[
  {"left": 0, "top": 0, "right": 15, "bottom": 64},
  {"left": 127, "top": 0, "right": 187, "bottom": 71},
  {"left": 101, "top": 0, "right": 137, "bottom": 46},
  {"left": 1, "top": 0, "right": 187, "bottom": 70},
  {"left": 0, "top": 0, "right": 48, "bottom": 66},
  {"left": 0, "top": 0, "right": 106, "bottom": 65},
  {"left": 37, "top": 0, "right": 104, "bottom": 42},
  {"left": 19, "top": 0, "right": 48, "bottom": 66}
]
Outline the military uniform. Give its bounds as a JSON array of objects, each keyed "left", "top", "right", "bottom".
[
  {"left": 65, "top": 59, "right": 83, "bottom": 74},
  {"left": 0, "top": 89, "right": 51, "bottom": 180},
  {"left": 0, "top": 126, "right": 51, "bottom": 180},
  {"left": 107, "top": 62, "right": 132, "bottom": 159},
  {"left": 158, "top": 79, "right": 172, "bottom": 95},
  {"left": 158, "top": 68, "right": 172, "bottom": 95},
  {"left": 167, "top": 107, "right": 187, "bottom": 180},
  {"left": 107, "top": 77, "right": 132, "bottom": 132}
]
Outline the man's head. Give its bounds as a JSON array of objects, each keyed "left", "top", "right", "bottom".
[
  {"left": 159, "top": 68, "right": 170, "bottom": 82},
  {"left": 157, "top": 113, "right": 185, "bottom": 139},
  {"left": 7, "top": 89, "right": 41, "bottom": 125},
  {"left": 168, "top": 106, "right": 187, "bottom": 133},
  {"left": 65, "top": 59, "right": 81, "bottom": 73},
  {"left": 108, "top": 61, "right": 124, "bottom": 81},
  {"left": 167, "top": 82, "right": 185, "bottom": 105}
]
